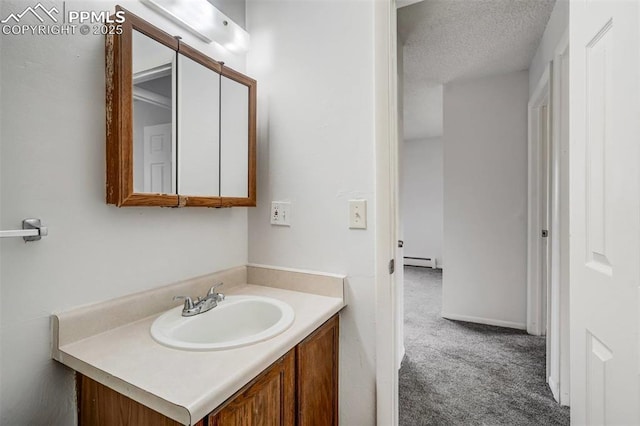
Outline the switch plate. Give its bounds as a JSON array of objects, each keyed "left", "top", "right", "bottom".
[
  {"left": 271, "top": 201, "right": 291, "bottom": 226},
  {"left": 349, "top": 199, "right": 367, "bottom": 229}
]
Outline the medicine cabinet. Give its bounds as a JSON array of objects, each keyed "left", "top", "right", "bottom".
[{"left": 106, "top": 7, "right": 256, "bottom": 207}]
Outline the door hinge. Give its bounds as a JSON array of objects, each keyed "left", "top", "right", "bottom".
[
  {"left": 398, "top": 240, "right": 404, "bottom": 248},
  {"left": 542, "top": 229, "right": 549, "bottom": 238},
  {"left": 389, "top": 259, "right": 395, "bottom": 274}
]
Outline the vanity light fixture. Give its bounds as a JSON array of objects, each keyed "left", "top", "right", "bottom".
[{"left": 141, "top": 0, "right": 250, "bottom": 53}]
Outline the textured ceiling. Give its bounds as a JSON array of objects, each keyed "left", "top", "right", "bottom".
[{"left": 399, "top": 0, "right": 555, "bottom": 140}]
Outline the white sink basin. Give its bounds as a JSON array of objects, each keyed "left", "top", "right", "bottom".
[{"left": 151, "top": 295, "right": 295, "bottom": 351}]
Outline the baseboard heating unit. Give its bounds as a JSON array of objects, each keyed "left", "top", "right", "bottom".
[{"left": 404, "top": 256, "right": 438, "bottom": 269}]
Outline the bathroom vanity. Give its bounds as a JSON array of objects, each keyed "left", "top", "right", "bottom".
[
  {"left": 77, "top": 315, "right": 338, "bottom": 425},
  {"left": 52, "top": 265, "right": 345, "bottom": 425}
]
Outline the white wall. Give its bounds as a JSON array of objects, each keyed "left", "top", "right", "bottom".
[
  {"left": 246, "top": 1, "right": 376, "bottom": 424},
  {"left": 442, "top": 70, "right": 529, "bottom": 329},
  {"left": 0, "top": 1, "right": 247, "bottom": 424},
  {"left": 529, "top": 0, "right": 569, "bottom": 97},
  {"left": 403, "top": 83, "right": 443, "bottom": 141},
  {"left": 402, "top": 137, "right": 443, "bottom": 267}
]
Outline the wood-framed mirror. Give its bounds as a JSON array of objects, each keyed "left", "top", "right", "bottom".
[
  {"left": 218, "top": 66, "right": 257, "bottom": 208},
  {"left": 106, "top": 7, "right": 179, "bottom": 207},
  {"left": 106, "top": 7, "right": 257, "bottom": 208}
]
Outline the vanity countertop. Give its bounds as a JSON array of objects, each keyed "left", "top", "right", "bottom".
[{"left": 52, "top": 266, "right": 345, "bottom": 425}]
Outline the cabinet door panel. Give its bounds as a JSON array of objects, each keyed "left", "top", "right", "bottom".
[
  {"left": 209, "top": 350, "right": 295, "bottom": 426},
  {"left": 296, "top": 316, "right": 339, "bottom": 426}
]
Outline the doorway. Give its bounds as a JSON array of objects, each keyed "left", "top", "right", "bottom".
[
  {"left": 527, "top": 34, "right": 571, "bottom": 406},
  {"left": 378, "top": 1, "right": 640, "bottom": 425},
  {"left": 393, "top": 0, "right": 569, "bottom": 424}
]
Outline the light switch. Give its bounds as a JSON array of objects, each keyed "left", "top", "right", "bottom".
[
  {"left": 279, "top": 202, "right": 291, "bottom": 226},
  {"left": 271, "top": 201, "right": 291, "bottom": 226},
  {"left": 349, "top": 199, "right": 367, "bottom": 229}
]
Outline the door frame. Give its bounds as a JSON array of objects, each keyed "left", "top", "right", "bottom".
[
  {"left": 527, "top": 63, "right": 551, "bottom": 338},
  {"left": 549, "top": 31, "right": 570, "bottom": 406},
  {"left": 374, "top": 0, "right": 399, "bottom": 424},
  {"left": 526, "top": 30, "right": 571, "bottom": 406}
]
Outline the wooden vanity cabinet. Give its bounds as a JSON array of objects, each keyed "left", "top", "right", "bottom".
[
  {"left": 76, "top": 315, "right": 339, "bottom": 426},
  {"left": 209, "top": 315, "right": 339, "bottom": 426},
  {"left": 296, "top": 315, "right": 339, "bottom": 426}
]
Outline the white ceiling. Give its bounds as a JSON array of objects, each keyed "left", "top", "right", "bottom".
[{"left": 399, "top": 0, "right": 555, "bottom": 140}]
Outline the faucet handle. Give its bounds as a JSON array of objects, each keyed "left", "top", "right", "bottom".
[
  {"left": 208, "top": 282, "right": 224, "bottom": 296},
  {"left": 173, "top": 295, "right": 194, "bottom": 310},
  {"left": 208, "top": 282, "right": 225, "bottom": 301}
]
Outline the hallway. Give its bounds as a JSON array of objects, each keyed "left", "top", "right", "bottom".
[{"left": 399, "top": 266, "right": 570, "bottom": 425}]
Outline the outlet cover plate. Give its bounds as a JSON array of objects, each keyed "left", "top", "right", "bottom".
[{"left": 271, "top": 201, "right": 291, "bottom": 226}]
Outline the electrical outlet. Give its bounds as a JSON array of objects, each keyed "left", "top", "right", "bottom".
[
  {"left": 271, "top": 201, "right": 291, "bottom": 226},
  {"left": 349, "top": 199, "right": 367, "bottom": 229},
  {"left": 271, "top": 202, "right": 281, "bottom": 224}
]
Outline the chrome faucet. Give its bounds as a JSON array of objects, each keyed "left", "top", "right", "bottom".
[{"left": 173, "top": 283, "right": 225, "bottom": 317}]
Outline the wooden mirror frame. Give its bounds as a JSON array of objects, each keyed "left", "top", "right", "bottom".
[
  {"left": 106, "top": 7, "right": 257, "bottom": 208},
  {"left": 217, "top": 66, "right": 257, "bottom": 208},
  {"left": 106, "top": 7, "right": 179, "bottom": 207}
]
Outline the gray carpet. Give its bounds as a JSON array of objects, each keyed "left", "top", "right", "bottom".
[{"left": 399, "top": 266, "right": 570, "bottom": 426}]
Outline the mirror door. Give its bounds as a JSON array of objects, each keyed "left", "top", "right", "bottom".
[
  {"left": 177, "top": 45, "right": 222, "bottom": 206},
  {"left": 220, "top": 68, "right": 256, "bottom": 206},
  {"left": 132, "top": 30, "right": 176, "bottom": 196},
  {"left": 106, "top": 8, "right": 180, "bottom": 207}
]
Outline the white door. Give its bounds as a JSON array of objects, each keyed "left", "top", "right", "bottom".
[
  {"left": 143, "top": 123, "right": 173, "bottom": 194},
  {"left": 570, "top": 1, "right": 640, "bottom": 424}
]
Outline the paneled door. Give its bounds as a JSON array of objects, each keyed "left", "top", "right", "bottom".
[
  {"left": 570, "top": 1, "right": 640, "bottom": 424},
  {"left": 143, "top": 123, "right": 173, "bottom": 194}
]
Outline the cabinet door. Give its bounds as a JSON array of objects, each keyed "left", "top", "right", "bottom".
[
  {"left": 177, "top": 50, "right": 221, "bottom": 199},
  {"left": 219, "top": 67, "right": 257, "bottom": 207},
  {"left": 209, "top": 350, "right": 295, "bottom": 426},
  {"left": 106, "top": 9, "right": 181, "bottom": 207},
  {"left": 296, "top": 315, "right": 339, "bottom": 426},
  {"left": 220, "top": 74, "right": 249, "bottom": 198}
]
